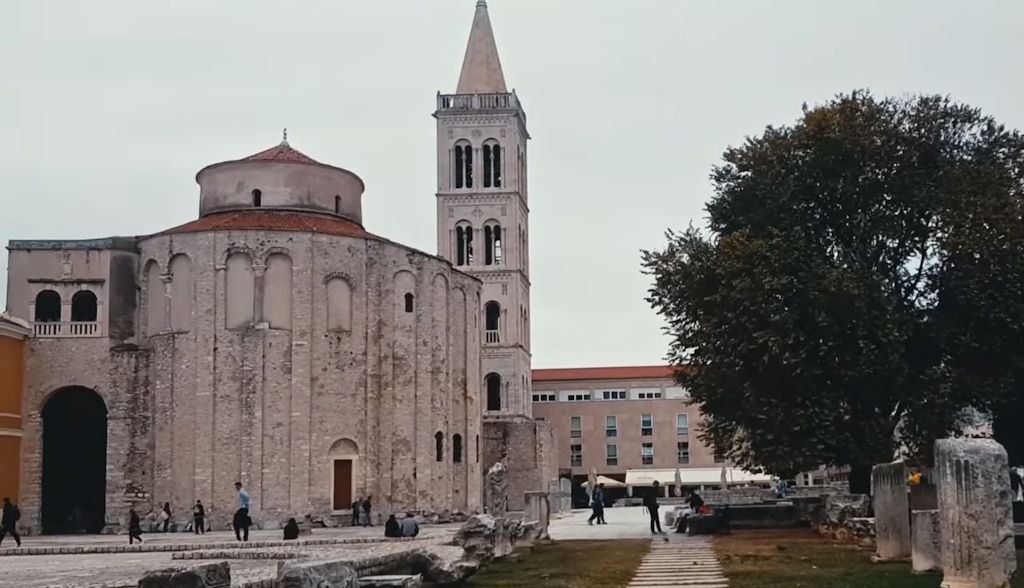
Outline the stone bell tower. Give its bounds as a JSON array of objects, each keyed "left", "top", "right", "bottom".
[{"left": 434, "top": 1, "right": 556, "bottom": 511}]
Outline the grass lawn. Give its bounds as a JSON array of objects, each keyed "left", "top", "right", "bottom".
[
  {"left": 464, "top": 539, "right": 650, "bottom": 588},
  {"left": 714, "top": 529, "right": 1024, "bottom": 588}
]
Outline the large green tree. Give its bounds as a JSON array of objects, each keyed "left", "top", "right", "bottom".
[{"left": 642, "top": 92, "right": 1024, "bottom": 491}]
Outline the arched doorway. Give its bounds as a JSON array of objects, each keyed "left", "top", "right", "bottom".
[
  {"left": 42, "top": 387, "right": 107, "bottom": 534},
  {"left": 329, "top": 438, "right": 358, "bottom": 512}
]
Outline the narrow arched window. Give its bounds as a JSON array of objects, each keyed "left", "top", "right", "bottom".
[
  {"left": 484, "top": 225, "right": 493, "bottom": 265},
  {"left": 252, "top": 189, "right": 262, "bottom": 207},
  {"left": 475, "top": 434, "right": 480, "bottom": 463},
  {"left": 435, "top": 431, "right": 444, "bottom": 462},
  {"left": 454, "top": 143, "right": 474, "bottom": 189},
  {"left": 486, "top": 372, "right": 502, "bottom": 411},
  {"left": 35, "top": 290, "right": 61, "bottom": 322},
  {"left": 455, "top": 145, "right": 465, "bottom": 189},
  {"left": 404, "top": 293, "right": 415, "bottom": 313},
  {"left": 485, "top": 301, "right": 500, "bottom": 331},
  {"left": 493, "top": 225, "right": 502, "bottom": 264},
  {"left": 334, "top": 195, "right": 341, "bottom": 214},
  {"left": 483, "top": 144, "right": 493, "bottom": 188},
  {"left": 484, "top": 222, "right": 501, "bottom": 266},
  {"left": 484, "top": 142, "right": 501, "bottom": 188},
  {"left": 453, "top": 434, "right": 463, "bottom": 464},
  {"left": 464, "top": 146, "right": 474, "bottom": 188},
  {"left": 70, "top": 291, "right": 98, "bottom": 322}
]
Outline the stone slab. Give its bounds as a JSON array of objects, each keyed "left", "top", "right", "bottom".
[
  {"left": 871, "top": 461, "right": 911, "bottom": 561},
  {"left": 137, "top": 561, "right": 230, "bottom": 588}
]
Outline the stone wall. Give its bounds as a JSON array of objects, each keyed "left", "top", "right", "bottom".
[{"left": 481, "top": 417, "right": 556, "bottom": 511}]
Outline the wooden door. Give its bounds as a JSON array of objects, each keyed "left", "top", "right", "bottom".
[{"left": 333, "top": 459, "right": 352, "bottom": 510}]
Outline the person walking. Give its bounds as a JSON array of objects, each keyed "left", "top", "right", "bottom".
[
  {"left": 644, "top": 481, "right": 664, "bottom": 535},
  {"left": 587, "top": 483, "right": 604, "bottom": 525},
  {"left": 128, "top": 509, "right": 144, "bottom": 544},
  {"left": 192, "top": 500, "right": 206, "bottom": 535},
  {"left": 362, "top": 495, "right": 373, "bottom": 527},
  {"left": 351, "top": 497, "right": 362, "bottom": 527},
  {"left": 0, "top": 497, "right": 21, "bottom": 547},
  {"left": 160, "top": 502, "right": 172, "bottom": 532},
  {"left": 233, "top": 482, "right": 251, "bottom": 542}
]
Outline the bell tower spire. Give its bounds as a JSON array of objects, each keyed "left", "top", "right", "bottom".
[{"left": 457, "top": 0, "right": 507, "bottom": 94}]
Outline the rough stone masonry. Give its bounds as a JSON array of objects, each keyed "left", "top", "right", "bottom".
[
  {"left": 935, "top": 438, "right": 1016, "bottom": 588},
  {"left": 871, "top": 460, "right": 911, "bottom": 561}
]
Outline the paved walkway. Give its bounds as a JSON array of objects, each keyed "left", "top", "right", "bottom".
[
  {"left": 627, "top": 535, "right": 728, "bottom": 588},
  {"left": 549, "top": 506, "right": 666, "bottom": 540}
]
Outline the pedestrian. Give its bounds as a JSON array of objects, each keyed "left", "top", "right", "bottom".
[
  {"left": 400, "top": 512, "right": 419, "bottom": 538},
  {"left": 282, "top": 517, "right": 299, "bottom": 540},
  {"left": 0, "top": 497, "right": 21, "bottom": 547},
  {"left": 362, "top": 495, "right": 373, "bottom": 527},
  {"left": 128, "top": 509, "right": 144, "bottom": 544},
  {"left": 384, "top": 514, "right": 401, "bottom": 538},
  {"left": 587, "top": 483, "right": 604, "bottom": 525},
  {"left": 351, "top": 497, "right": 362, "bottom": 527},
  {"left": 160, "top": 502, "right": 172, "bottom": 532},
  {"left": 233, "top": 482, "right": 251, "bottom": 542},
  {"left": 687, "top": 490, "right": 705, "bottom": 512},
  {"left": 644, "top": 481, "right": 664, "bottom": 535},
  {"left": 192, "top": 500, "right": 206, "bottom": 535},
  {"left": 597, "top": 483, "right": 607, "bottom": 524}
]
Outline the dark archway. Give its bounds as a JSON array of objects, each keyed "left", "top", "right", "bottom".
[
  {"left": 42, "top": 387, "right": 108, "bottom": 534},
  {"left": 486, "top": 373, "right": 502, "bottom": 411},
  {"left": 34, "top": 290, "right": 61, "bottom": 322},
  {"left": 71, "top": 291, "right": 97, "bottom": 322}
]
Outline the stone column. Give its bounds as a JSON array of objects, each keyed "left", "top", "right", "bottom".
[
  {"left": 911, "top": 509, "right": 941, "bottom": 574},
  {"left": 485, "top": 461, "right": 507, "bottom": 515},
  {"left": 871, "top": 461, "right": 911, "bottom": 561},
  {"left": 936, "top": 438, "right": 1016, "bottom": 588}
]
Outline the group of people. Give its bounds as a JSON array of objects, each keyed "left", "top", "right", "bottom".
[
  {"left": 585, "top": 481, "right": 708, "bottom": 537},
  {"left": 125, "top": 482, "right": 253, "bottom": 544},
  {"left": 384, "top": 513, "right": 420, "bottom": 538},
  {"left": 350, "top": 496, "right": 373, "bottom": 527}
]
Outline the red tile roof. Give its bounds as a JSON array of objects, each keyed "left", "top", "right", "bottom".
[
  {"left": 531, "top": 365, "right": 679, "bottom": 382},
  {"left": 243, "top": 142, "right": 319, "bottom": 164},
  {"left": 159, "top": 210, "right": 374, "bottom": 239}
]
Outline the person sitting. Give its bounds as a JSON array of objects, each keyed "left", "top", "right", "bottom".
[
  {"left": 687, "top": 490, "right": 705, "bottom": 511},
  {"left": 400, "top": 512, "right": 420, "bottom": 538},
  {"left": 282, "top": 517, "right": 300, "bottom": 540},
  {"left": 384, "top": 514, "right": 402, "bottom": 538}
]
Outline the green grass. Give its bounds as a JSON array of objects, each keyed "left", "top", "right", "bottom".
[
  {"left": 714, "top": 529, "right": 1024, "bottom": 588},
  {"left": 464, "top": 539, "right": 650, "bottom": 588}
]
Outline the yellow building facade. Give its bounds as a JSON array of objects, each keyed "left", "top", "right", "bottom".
[{"left": 0, "top": 313, "right": 30, "bottom": 502}]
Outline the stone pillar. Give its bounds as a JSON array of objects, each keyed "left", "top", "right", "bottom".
[
  {"left": 936, "top": 438, "right": 1016, "bottom": 588},
  {"left": 485, "top": 461, "right": 507, "bottom": 515},
  {"left": 911, "top": 509, "right": 941, "bottom": 574},
  {"left": 871, "top": 461, "right": 911, "bottom": 561},
  {"left": 524, "top": 491, "right": 550, "bottom": 531},
  {"left": 559, "top": 478, "right": 572, "bottom": 513}
]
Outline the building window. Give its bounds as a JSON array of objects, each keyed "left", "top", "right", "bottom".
[
  {"left": 714, "top": 447, "right": 726, "bottom": 464},
  {"left": 435, "top": 432, "right": 444, "bottom": 462},
  {"left": 455, "top": 224, "right": 474, "bottom": 266},
  {"left": 636, "top": 390, "right": 663, "bottom": 399},
  {"left": 475, "top": 434, "right": 480, "bottom": 463},
  {"left": 642, "top": 443, "right": 654, "bottom": 465},
  {"left": 453, "top": 434, "right": 463, "bottom": 463},
  {"left": 606, "top": 444, "right": 618, "bottom": 467},
  {"left": 252, "top": 189, "right": 262, "bottom": 207},
  {"left": 482, "top": 142, "right": 502, "bottom": 188},
  {"left": 601, "top": 390, "right": 627, "bottom": 400},
  {"left": 404, "top": 293, "right": 414, "bottom": 313},
  {"left": 486, "top": 373, "right": 502, "bottom": 411},
  {"left": 676, "top": 414, "right": 689, "bottom": 436},
  {"left": 570, "top": 416, "right": 582, "bottom": 438},
  {"left": 641, "top": 414, "right": 653, "bottom": 436},
  {"left": 484, "top": 223, "right": 502, "bottom": 265},
  {"left": 532, "top": 393, "right": 556, "bottom": 402},
  {"left": 570, "top": 444, "right": 583, "bottom": 467},
  {"left": 454, "top": 142, "right": 473, "bottom": 189},
  {"left": 334, "top": 195, "right": 341, "bottom": 214},
  {"left": 34, "top": 290, "right": 61, "bottom": 322},
  {"left": 484, "top": 301, "right": 500, "bottom": 343},
  {"left": 605, "top": 416, "right": 617, "bottom": 438},
  {"left": 70, "top": 290, "right": 97, "bottom": 322},
  {"left": 677, "top": 442, "right": 690, "bottom": 465},
  {"left": 565, "top": 393, "right": 591, "bottom": 402}
]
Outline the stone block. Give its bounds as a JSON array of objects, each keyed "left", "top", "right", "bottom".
[
  {"left": 523, "top": 491, "right": 550, "bottom": 536},
  {"left": 936, "top": 438, "right": 1016, "bottom": 588},
  {"left": 559, "top": 478, "right": 572, "bottom": 513},
  {"left": 824, "top": 493, "right": 870, "bottom": 525},
  {"left": 138, "top": 562, "right": 230, "bottom": 588},
  {"left": 359, "top": 575, "right": 422, "bottom": 587},
  {"left": 911, "top": 509, "right": 941, "bottom": 574},
  {"left": 409, "top": 546, "right": 479, "bottom": 585},
  {"left": 871, "top": 462, "right": 911, "bottom": 561},
  {"left": 278, "top": 559, "right": 358, "bottom": 588}
]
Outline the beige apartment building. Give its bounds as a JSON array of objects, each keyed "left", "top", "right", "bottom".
[{"left": 531, "top": 366, "right": 725, "bottom": 484}]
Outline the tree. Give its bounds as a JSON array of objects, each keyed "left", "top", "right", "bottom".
[{"left": 642, "top": 92, "right": 1024, "bottom": 491}]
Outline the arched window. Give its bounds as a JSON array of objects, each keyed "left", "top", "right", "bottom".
[
  {"left": 404, "top": 293, "right": 415, "bottom": 313},
  {"left": 435, "top": 432, "right": 444, "bottom": 462},
  {"left": 263, "top": 253, "right": 293, "bottom": 329},
  {"left": 454, "top": 142, "right": 473, "bottom": 189},
  {"left": 475, "top": 434, "right": 480, "bottom": 463},
  {"left": 226, "top": 252, "right": 255, "bottom": 329},
  {"left": 455, "top": 224, "right": 474, "bottom": 266},
  {"left": 252, "top": 189, "right": 262, "bottom": 207},
  {"left": 484, "top": 302, "right": 500, "bottom": 344},
  {"left": 169, "top": 255, "right": 193, "bottom": 332},
  {"left": 34, "top": 290, "right": 61, "bottom": 322},
  {"left": 484, "top": 222, "right": 502, "bottom": 265},
  {"left": 483, "top": 142, "right": 501, "bottom": 188},
  {"left": 146, "top": 261, "right": 165, "bottom": 335},
  {"left": 327, "top": 277, "right": 353, "bottom": 332},
  {"left": 486, "top": 372, "right": 502, "bottom": 411},
  {"left": 71, "top": 291, "right": 97, "bottom": 322},
  {"left": 453, "top": 434, "right": 463, "bottom": 464},
  {"left": 334, "top": 195, "right": 341, "bottom": 214}
]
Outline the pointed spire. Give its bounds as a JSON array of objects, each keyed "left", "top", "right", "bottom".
[{"left": 456, "top": 0, "right": 507, "bottom": 94}]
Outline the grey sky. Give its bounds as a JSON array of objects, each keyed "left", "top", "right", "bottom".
[{"left": 3, "top": 0, "right": 1023, "bottom": 368}]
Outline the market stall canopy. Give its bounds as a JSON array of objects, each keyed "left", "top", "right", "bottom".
[
  {"left": 624, "top": 468, "right": 772, "bottom": 487},
  {"left": 596, "top": 475, "right": 626, "bottom": 488}
]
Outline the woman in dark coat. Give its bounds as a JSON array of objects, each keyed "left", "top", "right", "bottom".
[
  {"left": 384, "top": 514, "right": 401, "bottom": 538},
  {"left": 128, "top": 509, "right": 144, "bottom": 544},
  {"left": 282, "top": 517, "right": 300, "bottom": 540}
]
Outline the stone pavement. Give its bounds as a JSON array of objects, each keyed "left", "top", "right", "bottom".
[
  {"left": 549, "top": 506, "right": 667, "bottom": 540},
  {"left": 627, "top": 535, "right": 727, "bottom": 588}
]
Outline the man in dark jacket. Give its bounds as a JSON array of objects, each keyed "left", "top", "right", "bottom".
[
  {"left": 644, "top": 481, "right": 664, "bottom": 535},
  {"left": 0, "top": 498, "right": 21, "bottom": 547}
]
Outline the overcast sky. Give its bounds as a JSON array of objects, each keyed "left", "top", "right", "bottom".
[{"left": 3, "top": 0, "right": 1023, "bottom": 368}]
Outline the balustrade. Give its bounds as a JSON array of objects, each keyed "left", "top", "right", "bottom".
[{"left": 32, "top": 321, "right": 101, "bottom": 338}]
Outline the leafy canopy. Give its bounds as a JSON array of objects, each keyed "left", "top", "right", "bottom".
[{"left": 642, "top": 91, "right": 1024, "bottom": 477}]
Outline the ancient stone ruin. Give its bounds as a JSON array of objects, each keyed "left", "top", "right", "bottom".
[
  {"left": 911, "top": 509, "right": 941, "bottom": 574},
  {"left": 485, "top": 461, "right": 508, "bottom": 515},
  {"left": 871, "top": 460, "right": 911, "bottom": 561}
]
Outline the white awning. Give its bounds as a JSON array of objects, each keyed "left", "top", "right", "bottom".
[{"left": 624, "top": 468, "right": 773, "bottom": 487}]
